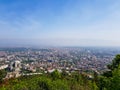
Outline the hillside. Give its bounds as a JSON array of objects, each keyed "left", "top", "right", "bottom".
[{"left": 0, "top": 70, "right": 97, "bottom": 90}]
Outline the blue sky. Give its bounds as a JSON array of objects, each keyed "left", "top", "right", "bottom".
[{"left": 0, "top": 0, "right": 120, "bottom": 47}]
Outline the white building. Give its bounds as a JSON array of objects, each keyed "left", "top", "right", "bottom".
[
  {"left": 0, "top": 65, "right": 8, "bottom": 70},
  {"left": 10, "top": 60, "right": 21, "bottom": 72}
]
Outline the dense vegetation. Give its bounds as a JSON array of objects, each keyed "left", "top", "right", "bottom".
[
  {"left": 96, "top": 54, "right": 120, "bottom": 90},
  {"left": 0, "top": 54, "right": 120, "bottom": 90},
  {"left": 0, "top": 70, "right": 97, "bottom": 90}
]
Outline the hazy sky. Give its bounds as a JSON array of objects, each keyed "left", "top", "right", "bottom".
[{"left": 0, "top": 0, "right": 120, "bottom": 47}]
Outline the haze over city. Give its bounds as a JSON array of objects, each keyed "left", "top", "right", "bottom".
[
  {"left": 1, "top": 1, "right": 120, "bottom": 90},
  {"left": 0, "top": 0, "right": 120, "bottom": 47}
]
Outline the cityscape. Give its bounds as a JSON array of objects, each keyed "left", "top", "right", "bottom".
[
  {"left": 0, "top": 0, "right": 120, "bottom": 90},
  {"left": 0, "top": 47, "right": 120, "bottom": 79}
]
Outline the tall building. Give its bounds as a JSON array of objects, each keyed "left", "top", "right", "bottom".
[{"left": 10, "top": 60, "right": 21, "bottom": 72}]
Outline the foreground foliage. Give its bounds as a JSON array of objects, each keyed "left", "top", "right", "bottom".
[
  {"left": 97, "top": 54, "right": 120, "bottom": 90},
  {"left": 0, "top": 71, "right": 97, "bottom": 90}
]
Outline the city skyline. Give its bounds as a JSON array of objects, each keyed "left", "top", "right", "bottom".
[{"left": 0, "top": 0, "right": 120, "bottom": 47}]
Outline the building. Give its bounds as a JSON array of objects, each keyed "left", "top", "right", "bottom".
[
  {"left": 0, "top": 65, "right": 8, "bottom": 70},
  {"left": 10, "top": 60, "right": 21, "bottom": 72}
]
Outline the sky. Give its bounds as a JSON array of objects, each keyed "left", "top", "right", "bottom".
[{"left": 0, "top": 0, "right": 120, "bottom": 47}]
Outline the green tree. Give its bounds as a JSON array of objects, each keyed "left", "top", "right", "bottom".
[
  {"left": 99, "top": 54, "right": 120, "bottom": 90},
  {"left": 38, "top": 79, "right": 51, "bottom": 90},
  {"left": 0, "top": 70, "right": 7, "bottom": 83},
  {"left": 110, "top": 65, "right": 120, "bottom": 90},
  {"left": 108, "top": 54, "right": 120, "bottom": 70},
  {"left": 51, "top": 70, "right": 61, "bottom": 80}
]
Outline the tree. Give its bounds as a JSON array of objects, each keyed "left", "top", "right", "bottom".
[
  {"left": 103, "top": 54, "right": 120, "bottom": 77},
  {"left": 61, "top": 69, "right": 68, "bottom": 78},
  {"left": 51, "top": 70, "right": 61, "bottom": 80},
  {"left": 0, "top": 70, "right": 7, "bottom": 83},
  {"left": 99, "top": 54, "right": 120, "bottom": 90},
  {"left": 110, "top": 65, "right": 120, "bottom": 90},
  {"left": 108, "top": 54, "right": 120, "bottom": 70}
]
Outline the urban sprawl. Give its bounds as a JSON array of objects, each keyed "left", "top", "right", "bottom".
[{"left": 0, "top": 47, "right": 120, "bottom": 79}]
